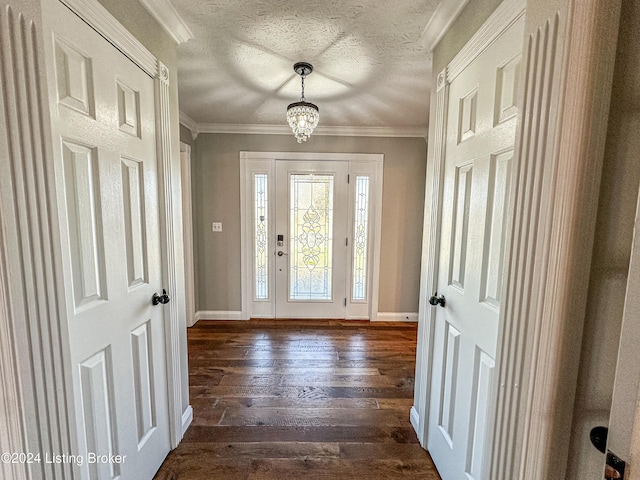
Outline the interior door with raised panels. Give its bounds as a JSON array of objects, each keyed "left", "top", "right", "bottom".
[
  {"left": 274, "top": 160, "right": 349, "bottom": 318},
  {"left": 44, "top": 0, "right": 170, "bottom": 478},
  {"left": 426, "top": 14, "right": 524, "bottom": 480}
]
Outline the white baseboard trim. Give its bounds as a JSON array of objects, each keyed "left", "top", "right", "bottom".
[
  {"left": 410, "top": 406, "right": 420, "bottom": 437},
  {"left": 374, "top": 312, "right": 418, "bottom": 322},
  {"left": 182, "top": 405, "right": 193, "bottom": 436},
  {"left": 193, "top": 311, "right": 417, "bottom": 322},
  {"left": 194, "top": 310, "right": 244, "bottom": 321}
]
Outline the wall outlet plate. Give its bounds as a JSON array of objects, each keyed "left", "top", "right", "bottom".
[{"left": 212, "top": 222, "right": 222, "bottom": 232}]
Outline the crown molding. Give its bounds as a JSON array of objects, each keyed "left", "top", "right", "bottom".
[
  {"left": 420, "top": 0, "right": 471, "bottom": 52},
  {"left": 192, "top": 122, "right": 428, "bottom": 139},
  {"left": 179, "top": 111, "right": 200, "bottom": 139},
  {"left": 139, "top": 0, "right": 194, "bottom": 44},
  {"left": 179, "top": 111, "right": 428, "bottom": 139}
]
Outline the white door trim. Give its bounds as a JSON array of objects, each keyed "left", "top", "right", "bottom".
[
  {"left": 58, "top": 0, "right": 158, "bottom": 77},
  {"left": 155, "top": 58, "right": 187, "bottom": 448},
  {"left": 0, "top": 2, "right": 76, "bottom": 478},
  {"left": 413, "top": 0, "right": 623, "bottom": 477},
  {"left": 0, "top": 3, "right": 188, "bottom": 478},
  {"left": 491, "top": 0, "right": 622, "bottom": 478},
  {"left": 239, "top": 151, "right": 383, "bottom": 321},
  {"left": 180, "top": 143, "right": 196, "bottom": 327}
]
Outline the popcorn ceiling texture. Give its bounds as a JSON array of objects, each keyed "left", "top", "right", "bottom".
[{"left": 173, "top": 0, "right": 438, "bottom": 128}]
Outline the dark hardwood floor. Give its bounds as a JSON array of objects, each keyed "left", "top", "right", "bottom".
[{"left": 154, "top": 319, "right": 441, "bottom": 479}]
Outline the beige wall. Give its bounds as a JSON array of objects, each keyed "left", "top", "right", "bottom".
[
  {"left": 96, "top": 0, "right": 191, "bottom": 419},
  {"left": 192, "top": 133, "right": 427, "bottom": 314},
  {"left": 567, "top": 0, "right": 640, "bottom": 476}
]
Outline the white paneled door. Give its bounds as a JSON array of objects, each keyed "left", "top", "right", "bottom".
[
  {"left": 426, "top": 15, "right": 524, "bottom": 480},
  {"left": 274, "top": 161, "right": 349, "bottom": 318},
  {"left": 44, "top": 1, "right": 170, "bottom": 478}
]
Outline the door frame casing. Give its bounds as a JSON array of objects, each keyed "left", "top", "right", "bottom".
[
  {"left": 180, "top": 142, "right": 197, "bottom": 327},
  {"left": 412, "top": 0, "right": 623, "bottom": 478},
  {"left": 239, "top": 151, "right": 384, "bottom": 321},
  {"left": 0, "top": 2, "right": 189, "bottom": 479}
]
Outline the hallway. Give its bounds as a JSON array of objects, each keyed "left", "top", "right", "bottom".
[{"left": 154, "top": 320, "right": 440, "bottom": 479}]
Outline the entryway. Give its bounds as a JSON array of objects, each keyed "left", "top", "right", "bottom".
[
  {"left": 240, "top": 152, "right": 383, "bottom": 320},
  {"left": 154, "top": 319, "right": 441, "bottom": 479}
]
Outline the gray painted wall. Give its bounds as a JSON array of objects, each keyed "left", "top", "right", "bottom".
[{"left": 192, "top": 133, "right": 427, "bottom": 314}]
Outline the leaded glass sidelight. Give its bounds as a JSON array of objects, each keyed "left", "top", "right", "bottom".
[
  {"left": 254, "top": 174, "right": 268, "bottom": 300},
  {"left": 289, "top": 174, "right": 334, "bottom": 301},
  {"left": 352, "top": 176, "right": 370, "bottom": 301}
]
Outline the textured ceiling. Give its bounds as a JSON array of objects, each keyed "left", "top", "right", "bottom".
[{"left": 172, "top": 0, "right": 440, "bottom": 131}]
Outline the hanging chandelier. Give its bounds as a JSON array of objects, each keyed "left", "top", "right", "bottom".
[{"left": 286, "top": 62, "right": 319, "bottom": 143}]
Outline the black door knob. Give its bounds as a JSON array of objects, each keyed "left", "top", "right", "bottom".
[
  {"left": 429, "top": 293, "right": 446, "bottom": 307},
  {"left": 152, "top": 289, "right": 170, "bottom": 305},
  {"left": 590, "top": 426, "right": 608, "bottom": 454}
]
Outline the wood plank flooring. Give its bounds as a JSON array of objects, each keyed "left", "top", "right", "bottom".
[{"left": 154, "top": 320, "right": 441, "bottom": 480}]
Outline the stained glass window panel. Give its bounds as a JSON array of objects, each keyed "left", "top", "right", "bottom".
[
  {"left": 289, "top": 174, "right": 334, "bottom": 301},
  {"left": 352, "top": 176, "right": 370, "bottom": 301},
  {"left": 254, "top": 174, "right": 268, "bottom": 300}
]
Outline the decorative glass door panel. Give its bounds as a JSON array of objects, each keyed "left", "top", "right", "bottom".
[
  {"left": 352, "top": 176, "right": 370, "bottom": 302},
  {"left": 254, "top": 174, "right": 269, "bottom": 300},
  {"left": 275, "top": 161, "right": 349, "bottom": 318},
  {"left": 289, "top": 174, "right": 334, "bottom": 301}
]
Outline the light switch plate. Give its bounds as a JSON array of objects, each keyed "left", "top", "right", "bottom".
[{"left": 212, "top": 222, "right": 222, "bottom": 232}]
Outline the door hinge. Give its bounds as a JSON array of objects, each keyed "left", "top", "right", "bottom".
[
  {"left": 347, "top": 174, "right": 350, "bottom": 184},
  {"left": 346, "top": 237, "right": 349, "bottom": 246},
  {"left": 344, "top": 297, "right": 347, "bottom": 307}
]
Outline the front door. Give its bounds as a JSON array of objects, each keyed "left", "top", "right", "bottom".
[
  {"left": 426, "top": 14, "right": 524, "bottom": 480},
  {"left": 274, "top": 160, "right": 349, "bottom": 318},
  {"left": 44, "top": 1, "right": 170, "bottom": 478}
]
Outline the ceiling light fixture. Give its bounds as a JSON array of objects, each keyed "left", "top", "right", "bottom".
[{"left": 287, "top": 62, "right": 319, "bottom": 143}]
